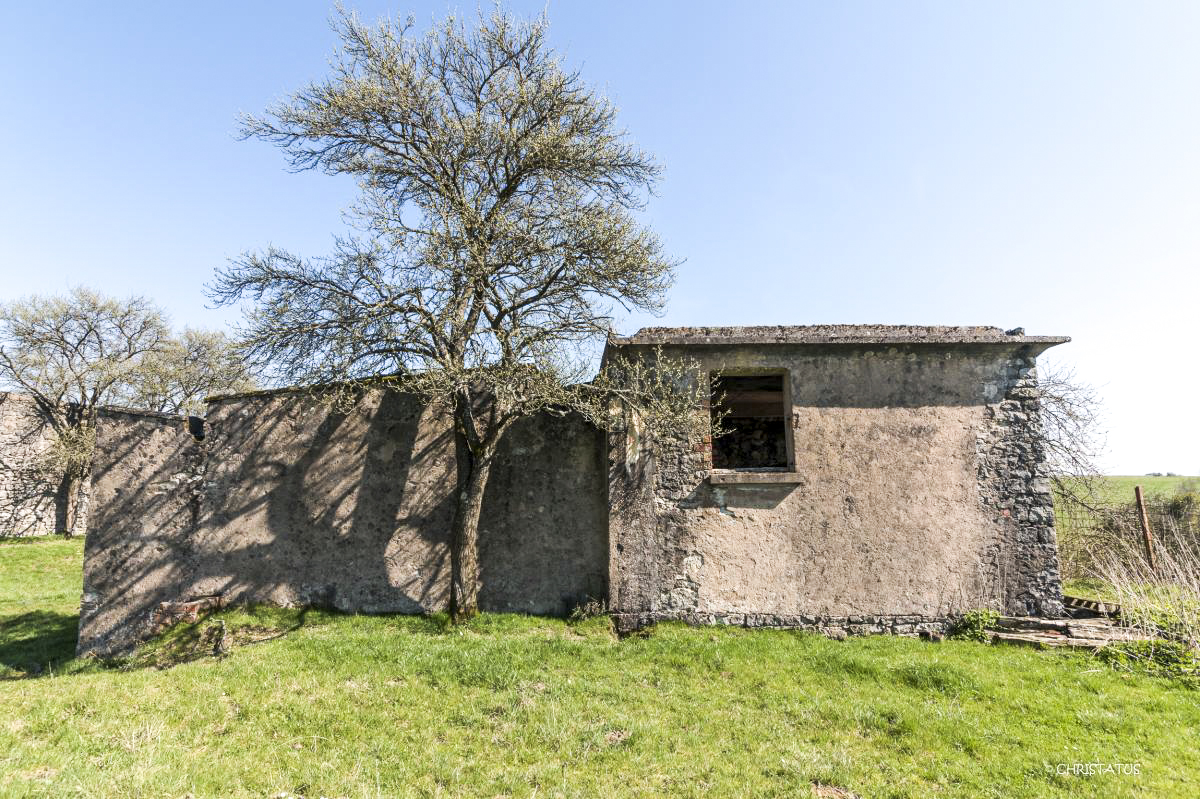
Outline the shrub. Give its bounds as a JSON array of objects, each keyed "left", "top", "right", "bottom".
[
  {"left": 1167, "top": 491, "right": 1200, "bottom": 535},
  {"left": 1095, "top": 524, "right": 1200, "bottom": 652},
  {"left": 568, "top": 597, "right": 607, "bottom": 624},
  {"left": 1097, "top": 639, "right": 1199, "bottom": 681},
  {"left": 949, "top": 609, "right": 999, "bottom": 642}
]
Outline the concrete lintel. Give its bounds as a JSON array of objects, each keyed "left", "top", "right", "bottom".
[{"left": 707, "top": 470, "right": 804, "bottom": 485}]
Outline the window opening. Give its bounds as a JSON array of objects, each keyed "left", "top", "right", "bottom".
[{"left": 710, "top": 374, "right": 788, "bottom": 469}]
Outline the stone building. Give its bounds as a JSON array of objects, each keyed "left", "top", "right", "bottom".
[
  {"left": 59, "top": 325, "right": 1068, "bottom": 655},
  {"left": 603, "top": 326, "right": 1067, "bottom": 634},
  {"left": 0, "top": 392, "right": 60, "bottom": 536}
]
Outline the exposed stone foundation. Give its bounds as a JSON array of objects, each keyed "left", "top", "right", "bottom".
[{"left": 612, "top": 611, "right": 953, "bottom": 638}]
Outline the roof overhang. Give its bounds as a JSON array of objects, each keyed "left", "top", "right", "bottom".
[{"left": 603, "top": 325, "right": 1070, "bottom": 361}]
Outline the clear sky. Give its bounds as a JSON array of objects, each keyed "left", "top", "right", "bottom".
[{"left": 1, "top": 2, "right": 1197, "bottom": 474}]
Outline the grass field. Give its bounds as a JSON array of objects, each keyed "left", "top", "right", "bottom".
[
  {"left": 0, "top": 535, "right": 83, "bottom": 678},
  {"left": 1059, "top": 476, "right": 1199, "bottom": 506},
  {"left": 3, "top": 538, "right": 1200, "bottom": 797},
  {"left": 1052, "top": 475, "right": 1199, "bottom": 584}
]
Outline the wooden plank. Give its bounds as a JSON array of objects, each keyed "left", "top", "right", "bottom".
[
  {"left": 991, "top": 632, "right": 1109, "bottom": 650},
  {"left": 1063, "top": 594, "right": 1120, "bottom": 617}
]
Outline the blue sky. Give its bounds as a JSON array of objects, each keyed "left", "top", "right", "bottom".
[{"left": 1, "top": 2, "right": 1197, "bottom": 474}]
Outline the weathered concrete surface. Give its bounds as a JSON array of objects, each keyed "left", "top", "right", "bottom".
[
  {"left": 78, "top": 388, "right": 607, "bottom": 655},
  {"left": 186, "top": 389, "right": 455, "bottom": 619},
  {"left": 607, "top": 338, "right": 1066, "bottom": 630},
  {"left": 611, "top": 325, "right": 1069, "bottom": 347},
  {"left": 0, "top": 392, "right": 59, "bottom": 536},
  {"left": 479, "top": 410, "right": 608, "bottom": 613},
  {"left": 79, "top": 407, "right": 203, "bottom": 655},
  {"left": 76, "top": 324, "right": 1068, "bottom": 652}
]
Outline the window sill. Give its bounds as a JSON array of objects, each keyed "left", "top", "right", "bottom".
[{"left": 707, "top": 470, "right": 804, "bottom": 485}]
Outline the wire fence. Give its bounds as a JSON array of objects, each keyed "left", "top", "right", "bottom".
[{"left": 1057, "top": 491, "right": 1200, "bottom": 579}]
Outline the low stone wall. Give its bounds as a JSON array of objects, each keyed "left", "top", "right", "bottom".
[
  {"left": 78, "top": 387, "right": 608, "bottom": 656},
  {"left": 612, "top": 611, "right": 951, "bottom": 638},
  {"left": 0, "top": 392, "right": 59, "bottom": 536},
  {"left": 79, "top": 408, "right": 203, "bottom": 655}
]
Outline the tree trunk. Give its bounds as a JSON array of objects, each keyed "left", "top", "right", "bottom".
[
  {"left": 68, "top": 467, "right": 91, "bottom": 538},
  {"left": 54, "top": 471, "right": 75, "bottom": 536},
  {"left": 448, "top": 444, "right": 494, "bottom": 621},
  {"left": 448, "top": 387, "right": 502, "bottom": 622}
]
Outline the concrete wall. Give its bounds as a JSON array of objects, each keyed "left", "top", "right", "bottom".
[
  {"left": 479, "top": 409, "right": 608, "bottom": 613},
  {"left": 0, "top": 392, "right": 59, "bottom": 536},
  {"left": 78, "top": 388, "right": 608, "bottom": 655},
  {"left": 188, "top": 389, "right": 455, "bottom": 618},
  {"left": 608, "top": 343, "right": 1064, "bottom": 633},
  {"left": 78, "top": 408, "right": 203, "bottom": 655},
  {"left": 76, "top": 340, "right": 1064, "bottom": 653}
]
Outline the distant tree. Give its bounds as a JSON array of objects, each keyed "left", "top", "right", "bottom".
[
  {"left": 212, "top": 8, "right": 707, "bottom": 619},
  {"left": 119, "top": 328, "right": 256, "bottom": 415},
  {"left": 0, "top": 288, "right": 169, "bottom": 536},
  {"left": 0, "top": 290, "right": 255, "bottom": 536}
]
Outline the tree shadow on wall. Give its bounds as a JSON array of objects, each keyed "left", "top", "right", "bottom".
[
  {"left": 248, "top": 388, "right": 455, "bottom": 613},
  {"left": 0, "top": 611, "right": 79, "bottom": 677},
  {"left": 0, "top": 394, "right": 59, "bottom": 537},
  {"left": 83, "top": 388, "right": 456, "bottom": 659},
  {"left": 81, "top": 387, "right": 611, "bottom": 658}
]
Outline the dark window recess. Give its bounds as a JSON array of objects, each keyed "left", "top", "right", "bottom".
[
  {"left": 710, "top": 374, "right": 787, "bottom": 469},
  {"left": 187, "top": 416, "right": 206, "bottom": 441}
]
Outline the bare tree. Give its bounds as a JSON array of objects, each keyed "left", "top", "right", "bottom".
[
  {"left": 1038, "top": 360, "right": 1106, "bottom": 496},
  {"left": 211, "top": 8, "right": 707, "bottom": 619},
  {"left": 119, "top": 328, "right": 256, "bottom": 415},
  {"left": 0, "top": 288, "right": 169, "bottom": 536}
]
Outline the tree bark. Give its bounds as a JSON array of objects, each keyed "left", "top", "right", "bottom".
[
  {"left": 448, "top": 444, "right": 494, "bottom": 621},
  {"left": 56, "top": 465, "right": 91, "bottom": 538},
  {"left": 448, "top": 391, "right": 498, "bottom": 622},
  {"left": 54, "top": 471, "right": 74, "bottom": 536},
  {"left": 69, "top": 467, "right": 91, "bottom": 538}
]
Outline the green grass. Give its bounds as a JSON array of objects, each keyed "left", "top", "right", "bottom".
[
  {"left": 1062, "top": 578, "right": 1119, "bottom": 604},
  {"left": 0, "top": 535, "right": 84, "bottom": 678},
  {"left": 1060, "top": 476, "right": 1200, "bottom": 506},
  {"left": 3, "top": 538, "right": 1200, "bottom": 797}
]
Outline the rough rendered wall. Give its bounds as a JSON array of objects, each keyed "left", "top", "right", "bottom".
[
  {"left": 610, "top": 343, "right": 1064, "bottom": 632},
  {"left": 189, "top": 389, "right": 456, "bottom": 618},
  {"left": 79, "top": 408, "right": 202, "bottom": 655},
  {"left": 0, "top": 392, "right": 59, "bottom": 537},
  {"left": 479, "top": 411, "right": 608, "bottom": 613},
  {"left": 78, "top": 388, "right": 607, "bottom": 655}
]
